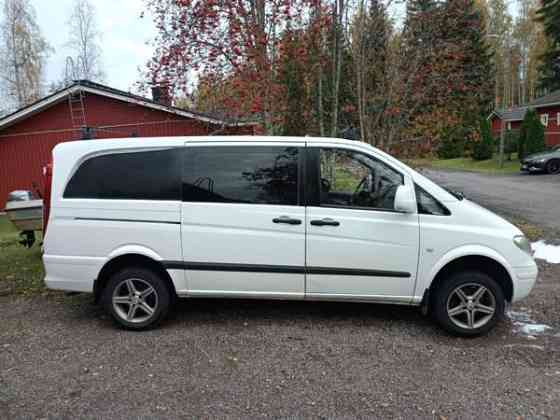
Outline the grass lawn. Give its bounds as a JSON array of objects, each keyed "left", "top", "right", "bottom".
[
  {"left": 0, "top": 215, "right": 45, "bottom": 295},
  {"left": 408, "top": 154, "right": 521, "bottom": 175}
]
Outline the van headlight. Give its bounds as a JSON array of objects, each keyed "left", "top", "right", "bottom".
[{"left": 513, "top": 235, "right": 532, "bottom": 255}]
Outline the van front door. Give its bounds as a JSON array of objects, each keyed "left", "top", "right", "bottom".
[
  {"left": 305, "top": 146, "right": 419, "bottom": 302},
  {"left": 180, "top": 142, "right": 306, "bottom": 299}
]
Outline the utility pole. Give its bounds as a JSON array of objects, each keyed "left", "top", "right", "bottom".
[{"left": 488, "top": 34, "right": 506, "bottom": 168}]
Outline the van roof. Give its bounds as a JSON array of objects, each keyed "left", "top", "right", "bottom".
[
  {"left": 58, "top": 135, "right": 361, "bottom": 147},
  {"left": 53, "top": 136, "right": 372, "bottom": 154}
]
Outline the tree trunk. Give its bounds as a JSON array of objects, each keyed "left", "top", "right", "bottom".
[
  {"left": 316, "top": 1, "right": 325, "bottom": 137},
  {"left": 330, "top": 0, "right": 344, "bottom": 137},
  {"left": 355, "top": 1, "right": 366, "bottom": 143}
]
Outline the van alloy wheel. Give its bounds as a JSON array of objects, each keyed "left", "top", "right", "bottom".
[
  {"left": 112, "top": 278, "right": 159, "bottom": 324},
  {"left": 446, "top": 283, "right": 496, "bottom": 330}
]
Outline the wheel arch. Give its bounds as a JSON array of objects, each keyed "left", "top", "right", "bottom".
[
  {"left": 424, "top": 248, "right": 514, "bottom": 304},
  {"left": 94, "top": 253, "right": 177, "bottom": 304}
]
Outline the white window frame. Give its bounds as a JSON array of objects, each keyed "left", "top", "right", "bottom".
[
  {"left": 541, "top": 113, "right": 549, "bottom": 127},
  {"left": 557, "top": 112, "right": 560, "bottom": 127},
  {"left": 507, "top": 122, "right": 512, "bottom": 131}
]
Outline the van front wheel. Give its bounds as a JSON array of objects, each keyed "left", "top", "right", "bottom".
[
  {"left": 432, "top": 271, "right": 505, "bottom": 337},
  {"left": 103, "top": 267, "right": 170, "bottom": 330}
]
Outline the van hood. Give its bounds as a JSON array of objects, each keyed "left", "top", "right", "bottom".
[{"left": 460, "top": 199, "right": 522, "bottom": 235}]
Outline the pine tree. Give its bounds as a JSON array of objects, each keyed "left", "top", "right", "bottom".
[
  {"left": 279, "top": 30, "right": 307, "bottom": 136},
  {"left": 432, "top": 0, "right": 494, "bottom": 158},
  {"left": 402, "top": 0, "right": 444, "bottom": 135},
  {"left": 405, "top": 0, "right": 439, "bottom": 44},
  {"left": 518, "top": 108, "right": 546, "bottom": 159},
  {"left": 403, "top": 0, "right": 440, "bottom": 102},
  {"left": 536, "top": 0, "right": 560, "bottom": 92},
  {"left": 443, "top": 0, "right": 494, "bottom": 125}
]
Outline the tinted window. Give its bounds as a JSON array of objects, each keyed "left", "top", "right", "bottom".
[
  {"left": 64, "top": 149, "right": 181, "bottom": 200},
  {"left": 183, "top": 146, "right": 300, "bottom": 205},
  {"left": 415, "top": 185, "right": 450, "bottom": 215},
  {"left": 319, "top": 148, "right": 403, "bottom": 211}
]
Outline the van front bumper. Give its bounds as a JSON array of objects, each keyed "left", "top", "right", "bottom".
[{"left": 511, "top": 263, "right": 538, "bottom": 302}]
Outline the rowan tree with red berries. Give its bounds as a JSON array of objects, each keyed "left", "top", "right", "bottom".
[{"left": 143, "top": 0, "right": 333, "bottom": 132}]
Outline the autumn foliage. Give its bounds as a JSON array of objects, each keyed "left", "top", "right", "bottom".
[
  {"left": 143, "top": 0, "right": 495, "bottom": 157},
  {"left": 144, "top": 0, "right": 329, "bottom": 127}
]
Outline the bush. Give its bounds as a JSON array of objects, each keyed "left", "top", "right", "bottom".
[
  {"left": 437, "top": 128, "right": 466, "bottom": 159},
  {"left": 518, "top": 108, "right": 546, "bottom": 160},
  {"left": 472, "top": 119, "right": 494, "bottom": 160},
  {"left": 504, "top": 130, "right": 519, "bottom": 160}
]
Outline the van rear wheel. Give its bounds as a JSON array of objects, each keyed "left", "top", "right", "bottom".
[
  {"left": 432, "top": 271, "right": 505, "bottom": 337},
  {"left": 103, "top": 267, "right": 170, "bottom": 330}
]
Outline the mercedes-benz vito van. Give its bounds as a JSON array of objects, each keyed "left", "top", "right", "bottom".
[{"left": 43, "top": 136, "right": 538, "bottom": 336}]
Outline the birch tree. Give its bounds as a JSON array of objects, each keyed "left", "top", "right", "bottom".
[
  {"left": 0, "top": 0, "right": 52, "bottom": 110},
  {"left": 486, "top": 0, "right": 512, "bottom": 108},
  {"left": 350, "top": 0, "right": 390, "bottom": 146},
  {"left": 66, "top": 0, "right": 105, "bottom": 82},
  {"left": 513, "top": 0, "right": 544, "bottom": 104}
]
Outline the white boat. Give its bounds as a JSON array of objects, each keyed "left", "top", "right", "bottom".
[{"left": 4, "top": 191, "right": 43, "bottom": 232}]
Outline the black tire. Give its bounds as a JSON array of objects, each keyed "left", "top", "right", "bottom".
[
  {"left": 432, "top": 271, "right": 505, "bottom": 337},
  {"left": 546, "top": 159, "right": 560, "bottom": 175},
  {"left": 102, "top": 267, "right": 171, "bottom": 330}
]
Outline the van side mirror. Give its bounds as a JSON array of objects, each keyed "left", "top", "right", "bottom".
[{"left": 394, "top": 184, "right": 417, "bottom": 213}]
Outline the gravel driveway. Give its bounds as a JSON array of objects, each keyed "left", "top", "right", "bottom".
[
  {"left": 1, "top": 169, "right": 560, "bottom": 419},
  {"left": 422, "top": 169, "right": 560, "bottom": 233}
]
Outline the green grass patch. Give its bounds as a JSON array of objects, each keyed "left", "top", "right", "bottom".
[
  {"left": 407, "top": 154, "right": 520, "bottom": 175},
  {"left": 0, "top": 214, "right": 45, "bottom": 295},
  {"left": 509, "top": 219, "right": 544, "bottom": 242}
]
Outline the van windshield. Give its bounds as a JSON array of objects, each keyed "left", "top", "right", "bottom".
[{"left": 365, "top": 145, "right": 460, "bottom": 203}]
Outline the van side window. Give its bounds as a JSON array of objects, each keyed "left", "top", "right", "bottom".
[
  {"left": 64, "top": 149, "right": 181, "bottom": 200},
  {"left": 319, "top": 148, "right": 403, "bottom": 211},
  {"left": 183, "top": 146, "right": 300, "bottom": 205},
  {"left": 415, "top": 185, "right": 450, "bottom": 215}
]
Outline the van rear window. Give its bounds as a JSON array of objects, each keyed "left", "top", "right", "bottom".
[{"left": 64, "top": 149, "right": 181, "bottom": 200}]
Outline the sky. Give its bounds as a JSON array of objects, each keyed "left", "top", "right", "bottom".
[{"left": 31, "top": 0, "right": 156, "bottom": 93}]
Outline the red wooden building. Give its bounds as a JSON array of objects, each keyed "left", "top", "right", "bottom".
[
  {"left": 0, "top": 80, "right": 257, "bottom": 209},
  {"left": 489, "top": 90, "right": 560, "bottom": 147}
]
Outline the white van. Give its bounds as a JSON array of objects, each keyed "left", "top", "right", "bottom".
[{"left": 43, "top": 136, "right": 537, "bottom": 336}]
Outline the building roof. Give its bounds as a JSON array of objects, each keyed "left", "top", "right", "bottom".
[
  {"left": 490, "top": 107, "right": 528, "bottom": 122},
  {"left": 0, "top": 80, "right": 255, "bottom": 131},
  {"left": 489, "top": 89, "right": 560, "bottom": 122},
  {"left": 529, "top": 89, "right": 560, "bottom": 107}
]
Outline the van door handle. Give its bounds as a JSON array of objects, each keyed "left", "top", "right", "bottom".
[
  {"left": 273, "top": 216, "right": 302, "bottom": 225},
  {"left": 310, "top": 218, "right": 340, "bottom": 227}
]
